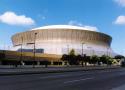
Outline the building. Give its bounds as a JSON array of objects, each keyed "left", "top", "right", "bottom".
[{"left": 11, "top": 25, "right": 113, "bottom": 57}]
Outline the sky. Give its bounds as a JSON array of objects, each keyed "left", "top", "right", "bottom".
[{"left": 0, "top": 0, "right": 125, "bottom": 55}]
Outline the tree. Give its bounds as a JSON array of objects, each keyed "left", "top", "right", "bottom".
[
  {"left": 61, "top": 54, "right": 69, "bottom": 61},
  {"left": 115, "top": 55, "right": 124, "bottom": 59},
  {"left": 100, "top": 55, "right": 107, "bottom": 64},
  {"left": 90, "top": 55, "right": 100, "bottom": 65},
  {"left": 61, "top": 54, "right": 69, "bottom": 65},
  {"left": 69, "top": 49, "right": 75, "bottom": 56},
  {"left": 76, "top": 54, "right": 83, "bottom": 66},
  {"left": 68, "top": 54, "right": 78, "bottom": 65},
  {"left": 61, "top": 49, "right": 79, "bottom": 65},
  {"left": 0, "top": 52, "right": 5, "bottom": 60},
  {"left": 100, "top": 55, "right": 112, "bottom": 65},
  {"left": 79, "top": 55, "right": 95, "bottom": 66},
  {"left": 42, "top": 60, "right": 50, "bottom": 68},
  {"left": 83, "top": 55, "right": 90, "bottom": 66},
  {"left": 0, "top": 51, "right": 5, "bottom": 65},
  {"left": 68, "top": 49, "right": 79, "bottom": 65},
  {"left": 107, "top": 59, "right": 113, "bottom": 65}
]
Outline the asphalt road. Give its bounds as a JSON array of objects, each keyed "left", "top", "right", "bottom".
[{"left": 0, "top": 68, "right": 125, "bottom": 90}]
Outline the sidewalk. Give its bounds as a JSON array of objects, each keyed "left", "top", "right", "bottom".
[{"left": 0, "top": 65, "right": 121, "bottom": 76}]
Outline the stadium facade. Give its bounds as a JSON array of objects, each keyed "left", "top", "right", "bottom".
[{"left": 11, "top": 25, "right": 113, "bottom": 57}]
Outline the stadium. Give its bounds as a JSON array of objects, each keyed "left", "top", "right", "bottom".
[{"left": 11, "top": 25, "right": 113, "bottom": 57}]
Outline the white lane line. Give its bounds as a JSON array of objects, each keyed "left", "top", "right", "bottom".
[{"left": 64, "top": 77, "right": 93, "bottom": 84}]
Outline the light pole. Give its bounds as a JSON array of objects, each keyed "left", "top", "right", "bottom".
[
  {"left": 108, "top": 48, "right": 111, "bottom": 57},
  {"left": 82, "top": 43, "right": 85, "bottom": 56},
  {"left": 107, "top": 47, "right": 110, "bottom": 66},
  {"left": 81, "top": 43, "right": 85, "bottom": 66},
  {"left": 107, "top": 47, "right": 110, "bottom": 57},
  {"left": 20, "top": 36, "right": 23, "bottom": 65},
  {"left": 67, "top": 44, "right": 69, "bottom": 54},
  {"left": 33, "top": 32, "right": 37, "bottom": 68}
]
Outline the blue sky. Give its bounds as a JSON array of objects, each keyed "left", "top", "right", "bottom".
[{"left": 0, "top": 0, "right": 125, "bottom": 55}]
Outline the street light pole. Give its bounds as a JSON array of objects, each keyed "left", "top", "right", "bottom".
[
  {"left": 81, "top": 43, "right": 85, "bottom": 66},
  {"left": 107, "top": 47, "right": 109, "bottom": 56},
  {"left": 67, "top": 44, "right": 69, "bottom": 54},
  {"left": 107, "top": 47, "right": 110, "bottom": 66},
  {"left": 20, "top": 36, "right": 23, "bottom": 65},
  {"left": 82, "top": 43, "right": 84, "bottom": 56},
  {"left": 33, "top": 32, "right": 37, "bottom": 68}
]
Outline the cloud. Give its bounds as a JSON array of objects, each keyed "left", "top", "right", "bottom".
[
  {"left": 37, "top": 14, "right": 46, "bottom": 20},
  {"left": 83, "top": 26, "right": 98, "bottom": 31},
  {"left": 114, "top": 15, "right": 125, "bottom": 25},
  {"left": 114, "top": 0, "right": 125, "bottom": 7},
  {"left": 0, "top": 11, "right": 35, "bottom": 26},
  {"left": 68, "top": 20, "right": 83, "bottom": 26},
  {"left": 68, "top": 20, "right": 98, "bottom": 31}
]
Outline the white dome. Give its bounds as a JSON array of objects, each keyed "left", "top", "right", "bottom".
[{"left": 31, "top": 25, "right": 98, "bottom": 32}]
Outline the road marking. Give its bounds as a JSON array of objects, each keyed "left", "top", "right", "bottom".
[{"left": 64, "top": 77, "right": 93, "bottom": 84}]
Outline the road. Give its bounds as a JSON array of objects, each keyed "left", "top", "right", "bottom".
[{"left": 0, "top": 68, "right": 125, "bottom": 90}]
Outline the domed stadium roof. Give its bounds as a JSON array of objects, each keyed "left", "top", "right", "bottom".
[{"left": 31, "top": 25, "right": 98, "bottom": 32}]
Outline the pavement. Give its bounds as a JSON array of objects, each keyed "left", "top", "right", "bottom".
[
  {"left": 0, "top": 67, "right": 125, "bottom": 90},
  {"left": 0, "top": 65, "right": 121, "bottom": 75}
]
